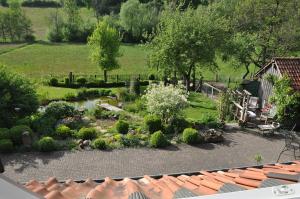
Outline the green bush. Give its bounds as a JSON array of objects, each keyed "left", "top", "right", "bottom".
[
  {"left": 31, "top": 114, "right": 57, "bottom": 135},
  {"left": 56, "top": 125, "right": 72, "bottom": 139},
  {"left": 115, "top": 120, "right": 129, "bottom": 134},
  {"left": 77, "top": 77, "right": 87, "bottom": 85},
  {"left": 0, "top": 66, "right": 39, "bottom": 127},
  {"left": 171, "top": 117, "right": 190, "bottom": 134},
  {"left": 38, "top": 137, "right": 57, "bottom": 152},
  {"left": 0, "top": 128, "right": 10, "bottom": 140},
  {"left": 15, "top": 117, "right": 32, "bottom": 126},
  {"left": 0, "top": 139, "right": 14, "bottom": 153},
  {"left": 182, "top": 128, "right": 199, "bottom": 144},
  {"left": 144, "top": 115, "right": 162, "bottom": 133},
  {"left": 150, "top": 131, "right": 169, "bottom": 148},
  {"left": 45, "top": 101, "right": 77, "bottom": 120},
  {"left": 92, "top": 138, "right": 107, "bottom": 150},
  {"left": 76, "top": 127, "right": 97, "bottom": 140},
  {"left": 9, "top": 125, "right": 33, "bottom": 145},
  {"left": 120, "top": 133, "right": 140, "bottom": 147},
  {"left": 49, "top": 78, "right": 59, "bottom": 86}
]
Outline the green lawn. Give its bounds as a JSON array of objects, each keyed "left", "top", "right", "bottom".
[
  {"left": 0, "top": 43, "right": 150, "bottom": 79},
  {"left": 184, "top": 92, "right": 218, "bottom": 121},
  {"left": 36, "top": 85, "right": 119, "bottom": 100}
]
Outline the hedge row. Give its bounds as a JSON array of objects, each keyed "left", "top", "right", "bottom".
[
  {"left": 21, "top": 0, "right": 61, "bottom": 7},
  {"left": 52, "top": 81, "right": 150, "bottom": 88}
]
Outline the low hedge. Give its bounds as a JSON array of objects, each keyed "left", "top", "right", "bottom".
[
  {"left": 21, "top": 0, "right": 61, "bottom": 7},
  {"left": 50, "top": 81, "right": 149, "bottom": 88},
  {"left": 0, "top": 139, "right": 14, "bottom": 153}
]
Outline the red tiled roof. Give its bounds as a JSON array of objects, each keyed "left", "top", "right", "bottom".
[
  {"left": 275, "top": 58, "right": 300, "bottom": 90},
  {"left": 255, "top": 57, "right": 300, "bottom": 91},
  {"left": 24, "top": 161, "right": 300, "bottom": 199}
]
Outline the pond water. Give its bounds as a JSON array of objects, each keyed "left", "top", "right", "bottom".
[{"left": 39, "top": 97, "right": 119, "bottom": 112}]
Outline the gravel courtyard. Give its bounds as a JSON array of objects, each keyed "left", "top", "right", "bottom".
[{"left": 1, "top": 130, "right": 296, "bottom": 183}]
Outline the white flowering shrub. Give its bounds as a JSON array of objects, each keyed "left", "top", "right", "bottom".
[{"left": 143, "top": 84, "right": 188, "bottom": 124}]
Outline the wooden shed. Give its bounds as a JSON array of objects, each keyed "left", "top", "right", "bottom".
[{"left": 255, "top": 57, "right": 300, "bottom": 108}]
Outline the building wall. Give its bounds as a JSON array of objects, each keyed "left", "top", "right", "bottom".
[{"left": 258, "top": 63, "right": 281, "bottom": 108}]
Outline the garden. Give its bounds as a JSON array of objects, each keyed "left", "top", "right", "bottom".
[{"left": 0, "top": 66, "right": 225, "bottom": 154}]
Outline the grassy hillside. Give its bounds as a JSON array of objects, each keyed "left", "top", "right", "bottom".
[
  {"left": 0, "top": 6, "right": 257, "bottom": 81},
  {"left": 0, "top": 6, "right": 96, "bottom": 40}
]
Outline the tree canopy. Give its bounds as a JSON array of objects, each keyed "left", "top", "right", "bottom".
[
  {"left": 215, "top": 0, "right": 300, "bottom": 77},
  {"left": 88, "top": 20, "right": 121, "bottom": 82},
  {"left": 120, "top": 0, "right": 160, "bottom": 41},
  {"left": 149, "top": 6, "right": 229, "bottom": 90}
]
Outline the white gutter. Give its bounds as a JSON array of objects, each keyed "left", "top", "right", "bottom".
[{"left": 186, "top": 183, "right": 300, "bottom": 199}]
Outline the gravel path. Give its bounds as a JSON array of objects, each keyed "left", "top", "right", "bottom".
[{"left": 1, "top": 130, "right": 296, "bottom": 183}]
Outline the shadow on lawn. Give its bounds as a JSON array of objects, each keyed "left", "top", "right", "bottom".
[{"left": 1, "top": 151, "right": 68, "bottom": 173}]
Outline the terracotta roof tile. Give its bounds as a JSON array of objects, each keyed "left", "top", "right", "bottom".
[{"left": 24, "top": 162, "right": 300, "bottom": 199}]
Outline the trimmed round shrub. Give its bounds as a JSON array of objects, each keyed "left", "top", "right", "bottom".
[
  {"left": 76, "top": 77, "right": 87, "bottom": 85},
  {"left": 38, "top": 137, "right": 56, "bottom": 152},
  {"left": 115, "top": 120, "right": 129, "bottom": 134},
  {"left": 0, "top": 128, "right": 10, "bottom": 140},
  {"left": 9, "top": 125, "right": 33, "bottom": 145},
  {"left": 76, "top": 127, "right": 97, "bottom": 140},
  {"left": 45, "top": 101, "right": 76, "bottom": 120},
  {"left": 150, "top": 131, "right": 169, "bottom": 148},
  {"left": 182, "top": 128, "right": 199, "bottom": 144},
  {"left": 49, "top": 78, "right": 58, "bottom": 86},
  {"left": 56, "top": 125, "right": 72, "bottom": 139},
  {"left": 0, "top": 139, "right": 14, "bottom": 153},
  {"left": 144, "top": 115, "right": 162, "bottom": 133},
  {"left": 92, "top": 138, "right": 107, "bottom": 150}
]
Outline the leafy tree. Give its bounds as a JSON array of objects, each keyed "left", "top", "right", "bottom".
[
  {"left": 216, "top": 0, "right": 300, "bottom": 76},
  {"left": 89, "top": 0, "right": 124, "bottom": 19},
  {"left": 47, "top": 8, "right": 64, "bottom": 42},
  {"left": 149, "top": 6, "right": 229, "bottom": 90},
  {"left": 120, "top": 0, "right": 160, "bottom": 41},
  {"left": 62, "top": 0, "right": 82, "bottom": 41},
  {"left": 0, "top": 0, "right": 33, "bottom": 42},
  {"left": 0, "top": 66, "right": 38, "bottom": 127},
  {"left": 142, "top": 84, "right": 188, "bottom": 124},
  {"left": 270, "top": 75, "right": 300, "bottom": 127},
  {"left": 88, "top": 20, "right": 121, "bottom": 82}
]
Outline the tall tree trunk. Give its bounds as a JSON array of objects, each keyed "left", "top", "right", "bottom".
[
  {"left": 243, "top": 63, "right": 250, "bottom": 79},
  {"left": 184, "top": 75, "right": 191, "bottom": 92},
  {"left": 104, "top": 69, "right": 107, "bottom": 82},
  {"left": 192, "top": 66, "right": 196, "bottom": 91}
]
